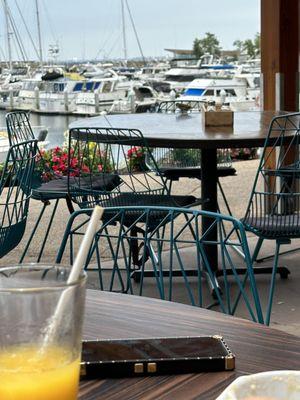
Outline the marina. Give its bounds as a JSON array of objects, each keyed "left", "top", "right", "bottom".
[
  {"left": 0, "top": 58, "right": 261, "bottom": 116},
  {"left": 0, "top": 1, "right": 261, "bottom": 116}
]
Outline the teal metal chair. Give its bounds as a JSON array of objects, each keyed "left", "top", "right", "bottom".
[
  {"left": 56, "top": 206, "right": 264, "bottom": 324},
  {"left": 242, "top": 112, "right": 300, "bottom": 324},
  {"left": 157, "top": 100, "right": 204, "bottom": 113},
  {"left": 0, "top": 139, "right": 38, "bottom": 258},
  {"left": 65, "top": 126, "right": 202, "bottom": 280},
  {"left": 67, "top": 126, "right": 202, "bottom": 210},
  {"left": 6, "top": 111, "right": 74, "bottom": 262}
]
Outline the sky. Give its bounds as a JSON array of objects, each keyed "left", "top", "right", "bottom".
[{"left": 0, "top": 0, "right": 260, "bottom": 62}]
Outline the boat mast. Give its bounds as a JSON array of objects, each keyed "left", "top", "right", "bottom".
[
  {"left": 2, "top": 0, "right": 12, "bottom": 70},
  {"left": 121, "top": 0, "right": 127, "bottom": 62},
  {"left": 35, "top": 0, "right": 43, "bottom": 68},
  {"left": 125, "top": 0, "right": 146, "bottom": 66}
]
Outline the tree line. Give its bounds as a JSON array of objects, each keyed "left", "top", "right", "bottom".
[{"left": 193, "top": 32, "right": 260, "bottom": 59}]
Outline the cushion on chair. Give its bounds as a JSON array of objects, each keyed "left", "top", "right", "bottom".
[
  {"left": 101, "top": 193, "right": 198, "bottom": 208},
  {"left": 242, "top": 214, "right": 300, "bottom": 238},
  {"left": 32, "top": 174, "right": 122, "bottom": 201},
  {"left": 100, "top": 193, "right": 199, "bottom": 227}
]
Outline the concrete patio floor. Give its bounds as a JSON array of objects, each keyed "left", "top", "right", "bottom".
[{"left": 2, "top": 159, "right": 300, "bottom": 336}]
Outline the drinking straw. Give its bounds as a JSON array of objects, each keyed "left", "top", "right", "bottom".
[{"left": 43, "top": 205, "right": 104, "bottom": 347}]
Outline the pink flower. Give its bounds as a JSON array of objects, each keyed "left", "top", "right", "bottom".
[
  {"left": 53, "top": 146, "right": 62, "bottom": 154},
  {"left": 70, "top": 158, "right": 78, "bottom": 168},
  {"left": 60, "top": 153, "right": 68, "bottom": 161},
  {"left": 70, "top": 171, "right": 79, "bottom": 177},
  {"left": 82, "top": 164, "right": 90, "bottom": 173}
]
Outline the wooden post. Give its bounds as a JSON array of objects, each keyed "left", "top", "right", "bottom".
[
  {"left": 261, "top": 0, "right": 299, "bottom": 112},
  {"left": 261, "top": 0, "right": 300, "bottom": 211}
]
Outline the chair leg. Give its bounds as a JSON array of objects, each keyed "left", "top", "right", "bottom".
[
  {"left": 37, "top": 199, "right": 60, "bottom": 262},
  {"left": 20, "top": 201, "right": 48, "bottom": 263},
  {"left": 93, "top": 239, "right": 104, "bottom": 290},
  {"left": 251, "top": 237, "right": 264, "bottom": 262},
  {"left": 217, "top": 179, "right": 233, "bottom": 216},
  {"left": 146, "top": 239, "right": 168, "bottom": 300},
  {"left": 265, "top": 241, "right": 281, "bottom": 325},
  {"left": 105, "top": 226, "right": 125, "bottom": 293},
  {"left": 65, "top": 194, "right": 75, "bottom": 214},
  {"left": 22, "top": 197, "right": 73, "bottom": 263},
  {"left": 56, "top": 210, "right": 83, "bottom": 263},
  {"left": 255, "top": 242, "right": 298, "bottom": 264},
  {"left": 217, "top": 179, "right": 248, "bottom": 261}
]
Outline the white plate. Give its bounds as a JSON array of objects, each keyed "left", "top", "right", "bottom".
[{"left": 216, "top": 370, "right": 300, "bottom": 400}]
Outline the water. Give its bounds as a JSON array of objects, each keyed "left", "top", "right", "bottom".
[{"left": 0, "top": 110, "right": 89, "bottom": 149}]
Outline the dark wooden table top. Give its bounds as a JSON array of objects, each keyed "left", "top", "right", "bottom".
[
  {"left": 70, "top": 110, "right": 288, "bottom": 149},
  {"left": 79, "top": 290, "right": 300, "bottom": 400}
]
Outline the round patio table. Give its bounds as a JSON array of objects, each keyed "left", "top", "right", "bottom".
[
  {"left": 79, "top": 290, "right": 300, "bottom": 400},
  {"left": 70, "top": 111, "right": 286, "bottom": 269}
]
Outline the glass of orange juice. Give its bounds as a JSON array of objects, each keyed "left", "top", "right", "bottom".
[{"left": 0, "top": 264, "right": 86, "bottom": 400}]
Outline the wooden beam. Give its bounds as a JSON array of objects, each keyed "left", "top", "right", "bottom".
[
  {"left": 261, "top": 0, "right": 300, "bottom": 111},
  {"left": 261, "top": 0, "right": 300, "bottom": 212}
]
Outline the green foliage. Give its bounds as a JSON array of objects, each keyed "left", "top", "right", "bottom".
[
  {"left": 233, "top": 39, "right": 243, "bottom": 52},
  {"left": 253, "top": 32, "right": 260, "bottom": 52},
  {"left": 192, "top": 32, "right": 221, "bottom": 58},
  {"left": 172, "top": 148, "right": 200, "bottom": 166},
  {"left": 193, "top": 38, "right": 203, "bottom": 59},
  {"left": 127, "top": 146, "right": 146, "bottom": 171},
  {"left": 233, "top": 33, "right": 260, "bottom": 58},
  {"left": 243, "top": 39, "right": 256, "bottom": 58}
]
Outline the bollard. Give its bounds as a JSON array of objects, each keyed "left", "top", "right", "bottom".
[
  {"left": 170, "top": 89, "right": 176, "bottom": 100},
  {"left": 127, "top": 88, "right": 136, "bottom": 113},
  {"left": 170, "top": 89, "right": 176, "bottom": 112},
  {"left": 64, "top": 89, "right": 69, "bottom": 113},
  {"left": 220, "top": 89, "right": 226, "bottom": 105},
  {"left": 94, "top": 89, "right": 100, "bottom": 114},
  {"left": 34, "top": 87, "right": 40, "bottom": 110},
  {"left": 9, "top": 87, "right": 14, "bottom": 109}
]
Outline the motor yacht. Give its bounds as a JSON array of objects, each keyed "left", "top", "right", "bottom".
[
  {"left": 75, "top": 82, "right": 162, "bottom": 115},
  {"left": 163, "top": 54, "right": 236, "bottom": 93},
  {"left": 178, "top": 78, "right": 258, "bottom": 111}
]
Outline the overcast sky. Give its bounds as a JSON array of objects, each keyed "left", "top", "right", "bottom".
[{"left": 1, "top": 0, "right": 260, "bottom": 61}]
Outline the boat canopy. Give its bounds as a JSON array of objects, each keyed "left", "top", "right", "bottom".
[
  {"left": 73, "top": 81, "right": 101, "bottom": 92},
  {"left": 184, "top": 88, "right": 206, "bottom": 96}
]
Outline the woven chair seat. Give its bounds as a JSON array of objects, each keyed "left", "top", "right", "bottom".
[
  {"left": 32, "top": 174, "right": 122, "bottom": 201},
  {"left": 102, "top": 192, "right": 197, "bottom": 208},
  {"left": 242, "top": 214, "right": 300, "bottom": 238},
  {"left": 100, "top": 193, "right": 199, "bottom": 227},
  {"left": 160, "top": 166, "right": 236, "bottom": 180},
  {"left": 263, "top": 161, "right": 300, "bottom": 178}
]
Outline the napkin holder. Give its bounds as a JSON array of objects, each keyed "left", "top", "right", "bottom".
[{"left": 202, "top": 104, "right": 234, "bottom": 127}]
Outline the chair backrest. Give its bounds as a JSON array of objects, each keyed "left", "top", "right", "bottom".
[
  {"left": 157, "top": 100, "right": 204, "bottom": 114},
  {"left": 150, "top": 101, "right": 232, "bottom": 170},
  {"left": 244, "top": 112, "right": 300, "bottom": 238},
  {"left": 0, "top": 139, "right": 38, "bottom": 258},
  {"left": 65, "top": 206, "right": 263, "bottom": 323},
  {"left": 6, "top": 111, "right": 35, "bottom": 146},
  {"left": 6, "top": 111, "right": 55, "bottom": 184},
  {"left": 68, "top": 127, "right": 170, "bottom": 208}
]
